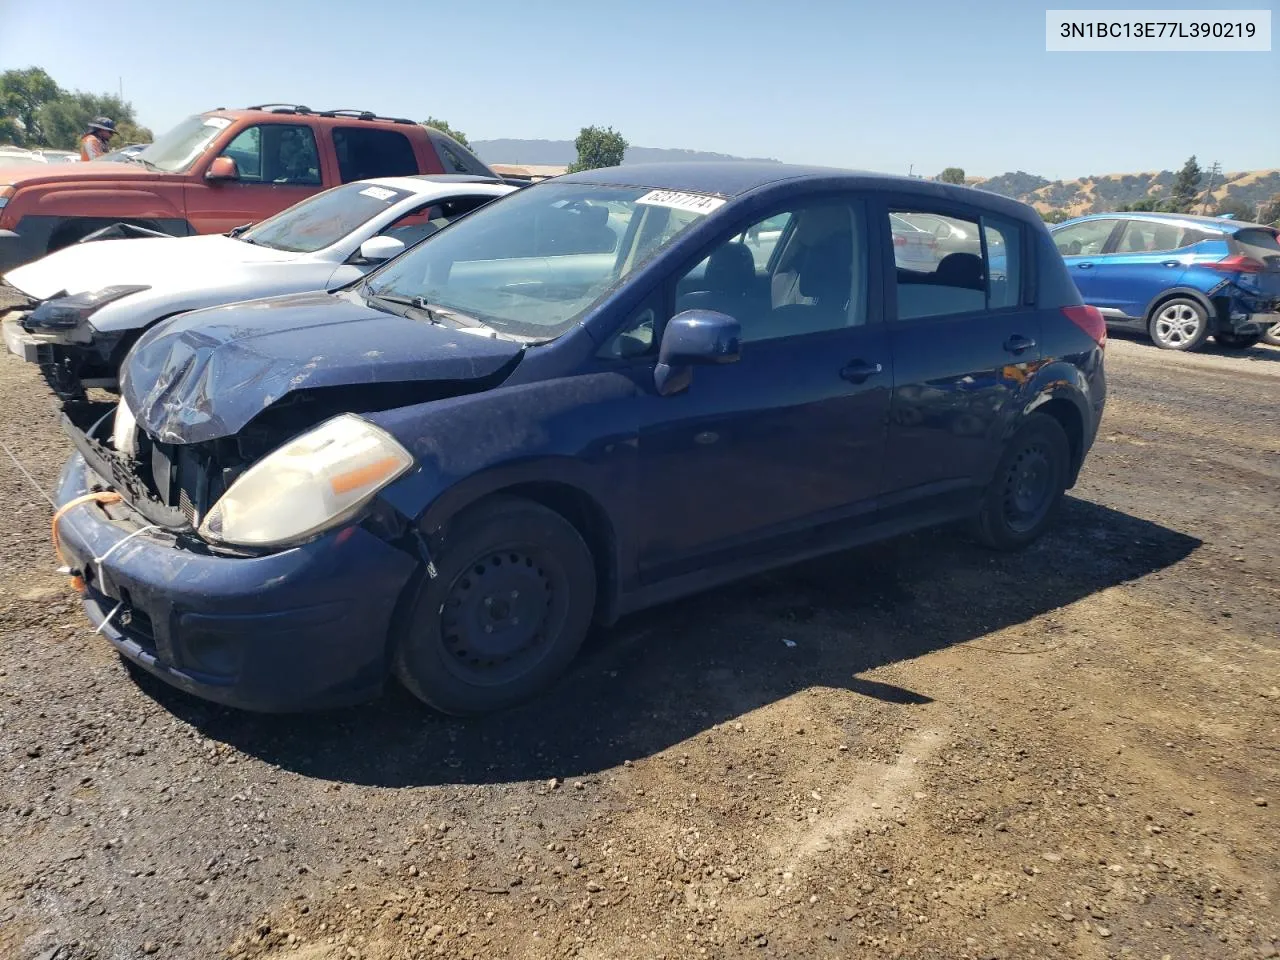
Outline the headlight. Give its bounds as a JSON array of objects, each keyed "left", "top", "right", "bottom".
[
  {"left": 198, "top": 415, "right": 414, "bottom": 548},
  {"left": 27, "top": 285, "right": 150, "bottom": 330},
  {"left": 112, "top": 397, "right": 138, "bottom": 458}
]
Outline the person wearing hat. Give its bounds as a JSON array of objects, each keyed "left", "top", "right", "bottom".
[{"left": 78, "top": 117, "right": 117, "bottom": 161}]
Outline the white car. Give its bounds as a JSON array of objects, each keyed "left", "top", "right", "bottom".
[{"left": 2, "top": 175, "right": 516, "bottom": 398}]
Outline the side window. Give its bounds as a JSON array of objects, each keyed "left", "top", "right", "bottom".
[
  {"left": 219, "top": 124, "right": 320, "bottom": 185},
  {"left": 983, "top": 217, "right": 1022, "bottom": 310},
  {"left": 1052, "top": 219, "right": 1115, "bottom": 256},
  {"left": 1177, "top": 227, "right": 1215, "bottom": 248},
  {"left": 1116, "top": 220, "right": 1180, "bottom": 253},
  {"left": 892, "top": 209, "right": 986, "bottom": 320},
  {"left": 220, "top": 126, "right": 262, "bottom": 180},
  {"left": 333, "top": 127, "right": 418, "bottom": 183},
  {"left": 378, "top": 195, "right": 495, "bottom": 247},
  {"left": 674, "top": 199, "right": 866, "bottom": 343}
]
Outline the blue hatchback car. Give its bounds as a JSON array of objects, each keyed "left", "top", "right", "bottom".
[
  {"left": 1050, "top": 212, "right": 1280, "bottom": 351},
  {"left": 52, "top": 163, "right": 1107, "bottom": 714}
]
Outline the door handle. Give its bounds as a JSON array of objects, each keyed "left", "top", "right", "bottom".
[
  {"left": 840, "top": 360, "right": 883, "bottom": 384},
  {"left": 1075, "top": 262, "right": 1094, "bottom": 269},
  {"left": 1162, "top": 260, "right": 1180, "bottom": 268},
  {"left": 1003, "top": 335, "right": 1037, "bottom": 355}
]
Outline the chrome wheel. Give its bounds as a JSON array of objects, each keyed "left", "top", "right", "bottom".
[
  {"left": 1264, "top": 320, "right": 1280, "bottom": 347},
  {"left": 1152, "top": 301, "right": 1205, "bottom": 349}
]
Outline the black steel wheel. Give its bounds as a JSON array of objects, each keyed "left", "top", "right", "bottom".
[
  {"left": 394, "top": 497, "right": 596, "bottom": 716},
  {"left": 971, "top": 413, "right": 1070, "bottom": 550}
]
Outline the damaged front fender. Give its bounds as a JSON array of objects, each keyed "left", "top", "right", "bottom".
[{"left": 365, "top": 370, "right": 644, "bottom": 545}]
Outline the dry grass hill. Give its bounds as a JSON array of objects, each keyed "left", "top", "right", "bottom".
[{"left": 972, "top": 168, "right": 1280, "bottom": 217}]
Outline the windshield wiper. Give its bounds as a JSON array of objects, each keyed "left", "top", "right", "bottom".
[
  {"left": 124, "top": 154, "right": 159, "bottom": 170},
  {"left": 363, "top": 290, "right": 441, "bottom": 323}
]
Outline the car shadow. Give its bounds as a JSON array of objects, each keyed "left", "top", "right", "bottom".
[{"left": 133, "top": 497, "right": 1200, "bottom": 787}]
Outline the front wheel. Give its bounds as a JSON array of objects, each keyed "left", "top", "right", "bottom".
[
  {"left": 1214, "top": 331, "right": 1262, "bottom": 349},
  {"left": 1261, "top": 320, "right": 1280, "bottom": 347},
  {"left": 394, "top": 497, "right": 596, "bottom": 716},
  {"left": 970, "top": 413, "right": 1071, "bottom": 551},
  {"left": 1148, "top": 298, "right": 1210, "bottom": 351}
]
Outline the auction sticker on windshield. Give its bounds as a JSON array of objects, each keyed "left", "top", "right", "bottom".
[
  {"left": 637, "top": 190, "right": 726, "bottom": 215},
  {"left": 359, "top": 186, "right": 399, "bottom": 202}
]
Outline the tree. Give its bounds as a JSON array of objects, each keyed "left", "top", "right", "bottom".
[
  {"left": 1041, "top": 208, "right": 1071, "bottom": 223},
  {"left": 0, "top": 67, "right": 62, "bottom": 146},
  {"left": 1120, "top": 196, "right": 1161, "bottom": 212},
  {"left": 1258, "top": 193, "right": 1280, "bottom": 226},
  {"left": 567, "top": 126, "right": 627, "bottom": 173},
  {"left": 420, "top": 117, "right": 469, "bottom": 147},
  {"left": 1212, "top": 196, "right": 1256, "bottom": 221},
  {"left": 37, "top": 92, "right": 150, "bottom": 150},
  {"left": 938, "top": 167, "right": 965, "bottom": 185},
  {"left": 1169, "top": 155, "right": 1202, "bottom": 213}
]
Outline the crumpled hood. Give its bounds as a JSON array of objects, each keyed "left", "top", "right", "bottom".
[
  {"left": 121, "top": 290, "right": 524, "bottom": 444},
  {"left": 4, "top": 234, "right": 295, "bottom": 301}
]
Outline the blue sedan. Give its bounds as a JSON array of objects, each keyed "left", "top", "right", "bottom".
[{"left": 52, "top": 162, "right": 1107, "bottom": 713}]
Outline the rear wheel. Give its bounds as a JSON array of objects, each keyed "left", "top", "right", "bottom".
[
  {"left": 971, "top": 413, "right": 1071, "bottom": 551},
  {"left": 393, "top": 497, "right": 596, "bottom": 716},
  {"left": 1214, "top": 331, "right": 1262, "bottom": 349},
  {"left": 1148, "top": 297, "right": 1210, "bottom": 351}
]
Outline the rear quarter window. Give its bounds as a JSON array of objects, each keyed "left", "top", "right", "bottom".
[{"left": 332, "top": 127, "right": 419, "bottom": 183}]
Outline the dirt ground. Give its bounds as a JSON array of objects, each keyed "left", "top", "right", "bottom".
[{"left": 0, "top": 322, "right": 1276, "bottom": 960}]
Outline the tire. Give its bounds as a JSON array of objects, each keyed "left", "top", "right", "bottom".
[
  {"left": 970, "top": 413, "right": 1071, "bottom": 551},
  {"left": 1214, "top": 331, "right": 1262, "bottom": 349},
  {"left": 1261, "top": 321, "right": 1280, "bottom": 348},
  {"left": 1148, "top": 297, "right": 1211, "bottom": 351},
  {"left": 393, "top": 497, "right": 596, "bottom": 716}
]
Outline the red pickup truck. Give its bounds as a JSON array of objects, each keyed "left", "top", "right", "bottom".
[{"left": 0, "top": 104, "right": 496, "bottom": 274}]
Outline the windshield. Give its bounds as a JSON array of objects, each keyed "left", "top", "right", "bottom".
[
  {"left": 137, "top": 114, "right": 233, "bottom": 173},
  {"left": 362, "top": 183, "right": 714, "bottom": 339},
  {"left": 242, "top": 182, "right": 414, "bottom": 253}
]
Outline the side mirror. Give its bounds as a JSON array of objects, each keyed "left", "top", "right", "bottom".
[
  {"left": 206, "top": 156, "right": 239, "bottom": 181},
  {"left": 654, "top": 309, "right": 741, "bottom": 396},
  {"left": 358, "top": 235, "right": 407, "bottom": 263}
]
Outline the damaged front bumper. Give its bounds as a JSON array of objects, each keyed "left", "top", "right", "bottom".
[
  {"left": 54, "top": 449, "right": 420, "bottom": 712},
  {"left": 3, "top": 306, "right": 124, "bottom": 400}
]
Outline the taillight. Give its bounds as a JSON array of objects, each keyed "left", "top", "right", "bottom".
[
  {"left": 893, "top": 234, "right": 906, "bottom": 247},
  {"left": 1063, "top": 304, "right": 1106, "bottom": 347},
  {"left": 1207, "top": 254, "right": 1264, "bottom": 274}
]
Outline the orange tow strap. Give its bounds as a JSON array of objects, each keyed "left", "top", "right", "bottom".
[{"left": 51, "top": 492, "right": 123, "bottom": 589}]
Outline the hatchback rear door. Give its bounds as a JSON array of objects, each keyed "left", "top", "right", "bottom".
[
  {"left": 879, "top": 198, "right": 1043, "bottom": 511},
  {"left": 1086, "top": 219, "right": 1209, "bottom": 317}
]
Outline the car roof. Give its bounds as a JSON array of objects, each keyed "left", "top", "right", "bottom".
[
  {"left": 208, "top": 107, "right": 417, "bottom": 128},
  {"left": 350, "top": 175, "right": 515, "bottom": 198},
  {"left": 556, "top": 161, "right": 1037, "bottom": 218},
  {"left": 1061, "top": 211, "right": 1270, "bottom": 233}
]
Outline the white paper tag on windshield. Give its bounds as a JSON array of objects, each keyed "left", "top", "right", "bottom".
[
  {"left": 203, "top": 116, "right": 232, "bottom": 129},
  {"left": 637, "top": 190, "right": 726, "bottom": 215},
  {"left": 359, "top": 186, "right": 398, "bottom": 202}
]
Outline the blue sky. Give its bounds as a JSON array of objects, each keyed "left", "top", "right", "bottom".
[{"left": 1, "top": 0, "right": 1276, "bottom": 179}]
